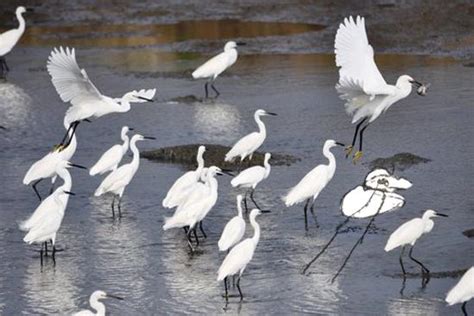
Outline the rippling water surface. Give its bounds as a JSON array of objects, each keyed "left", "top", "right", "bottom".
[{"left": 0, "top": 5, "right": 473, "bottom": 315}]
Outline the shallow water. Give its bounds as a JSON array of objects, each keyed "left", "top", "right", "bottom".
[{"left": 1, "top": 6, "right": 473, "bottom": 316}]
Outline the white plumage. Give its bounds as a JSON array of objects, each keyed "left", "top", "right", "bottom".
[
  {"left": 217, "top": 208, "right": 262, "bottom": 300},
  {"left": 218, "top": 195, "right": 246, "bottom": 252},
  {"left": 446, "top": 267, "right": 474, "bottom": 315},
  {"left": 73, "top": 290, "right": 123, "bottom": 316},
  {"left": 225, "top": 109, "right": 277, "bottom": 163},
  {"left": 231, "top": 153, "right": 271, "bottom": 189},
  {"left": 162, "top": 145, "right": 206, "bottom": 208},
  {"left": 89, "top": 126, "right": 132, "bottom": 176}
]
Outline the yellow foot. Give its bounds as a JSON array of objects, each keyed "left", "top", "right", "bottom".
[
  {"left": 52, "top": 144, "right": 64, "bottom": 152},
  {"left": 352, "top": 151, "right": 363, "bottom": 164},
  {"left": 344, "top": 145, "right": 354, "bottom": 158}
]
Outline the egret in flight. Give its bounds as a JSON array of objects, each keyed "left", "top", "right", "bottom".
[
  {"left": 89, "top": 126, "right": 133, "bottom": 176},
  {"left": 0, "top": 6, "right": 33, "bottom": 78},
  {"left": 73, "top": 290, "right": 123, "bottom": 316},
  {"left": 47, "top": 46, "right": 155, "bottom": 145},
  {"left": 446, "top": 266, "right": 474, "bottom": 316},
  {"left": 218, "top": 195, "right": 246, "bottom": 252},
  {"left": 225, "top": 109, "right": 277, "bottom": 167},
  {"left": 284, "top": 140, "right": 344, "bottom": 230},
  {"left": 335, "top": 16, "right": 427, "bottom": 163},
  {"left": 217, "top": 208, "right": 262, "bottom": 301},
  {"left": 384, "top": 209, "right": 448, "bottom": 279},
  {"left": 231, "top": 152, "right": 271, "bottom": 211},
  {"left": 192, "top": 41, "right": 245, "bottom": 98},
  {"left": 94, "top": 134, "right": 155, "bottom": 217}
]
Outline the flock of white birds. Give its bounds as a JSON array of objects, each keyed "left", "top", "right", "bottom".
[{"left": 1, "top": 5, "right": 472, "bottom": 315}]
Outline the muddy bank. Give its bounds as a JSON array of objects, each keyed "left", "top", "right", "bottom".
[
  {"left": 367, "top": 153, "right": 431, "bottom": 171},
  {"left": 142, "top": 144, "right": 299, "bottom": 170}
]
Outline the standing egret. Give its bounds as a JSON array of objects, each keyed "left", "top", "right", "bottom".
[
  {"left": 217, "top": 208, "right": 262, "bottom": 301},
  {"left": 225, "top": 109, "right": 277, "bottom": 166},
  {"left": 384, "top": 209, "right": 448, "bottom": 278},
  {"left": 0, "top": 6, "right": 33, "bottom": 78},
  {"left": 20, "top": 160, "right": 84, "bottom": 261},
  {"left": 446, "top": 266, "right": 474, "bottom": 316},
  {"left": 283, "top": 139, "right": 344, "bottom": 230},
  {"left": 218, "top": 195, "right": 246, "bottom": 252},
  {"left": 89, "top": 126, "right": 133, "bottom": 176},
  {"left": 231, "top": 152, "right": 271, "bottom": 211},
  {"left": 192, "top": 41, "right": 245, "bottom": 98},
  {"left": 163, "top": 166, "right": 224, "bottom": 251},
  {"left": 162, "top": 145, "right": 206, "bottom": 208},
  {"left": 335, "top": 16, "right": 427, "bottom": 163},
  {"left": 94, "top": 134, "right": 155, "bottom": 217},
  {"left": 73, "top": 290, "right": 123, "bottom": 316},
  {"left": 47, "top": 46, "right": 156, "bottom": 144}
]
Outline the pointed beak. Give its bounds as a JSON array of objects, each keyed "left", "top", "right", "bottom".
[
  {"left": 265, "top": 112, "right": 278, "bottom": 116},
  {"left": 69, "top": 163, "right": 88, "bottom": 170},
  {"left": 143, "top": 136, "right": 156, "bottom": 140},
  {"left": 236, "top": 41, "right": 246, "bottom": 46},
  {"left": 137, "top": 96, "right": 154, "bottom": 102},
  {"left": 260, "top": 210, "right": 271, "bottom": 213},
  {"left": 63, "top": 191, "right": 75, "bottom": 196},
  {"left": 335, "top": 142, "right": 345, "bottom": 147},
  {"left": 409, "top": 80, "right": 423, "bottom": 88},
  {"left": 107, "top": 294, "right": 124, "bottom": 300},
  {"left": 436, "top": 213, "right": 448, "bottom": 217},
  {"left": 26, "top": 8, "right": 34, "bottom": 12},
  {"left": 128, "top": 127, "right": 134, "bottom": 131},
  {"left": 221, "top": 169, "right": 235, "bottom": 176}
]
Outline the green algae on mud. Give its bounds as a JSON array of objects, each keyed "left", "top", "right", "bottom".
[
  {"left": 367, "top": 152, "right": 431, "bottom": 171},
  {"left": 142, "top": 144, "right": 300, "bottom": 170}
]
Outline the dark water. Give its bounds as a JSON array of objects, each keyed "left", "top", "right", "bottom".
[{"left": 0, "top": 8, "right": 473, "bottom": 316}]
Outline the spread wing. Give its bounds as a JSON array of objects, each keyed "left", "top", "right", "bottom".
[{"left": 47, "top": 47, "right": 103, "bottom": 106}]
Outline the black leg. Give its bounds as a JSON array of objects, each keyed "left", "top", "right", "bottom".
[
  {"left": 232, "top": 275, "right": 236, "bottom": 287},
  {"left": 408, "top": 246, "right": 430, "bottom": 275},
  {"left": 186, "top": 229, "right": 195, "bottom": 252},
  {"left": 243, "top": 190, "right": 249, "bottom": 213},
  {"left": 236, "top": 276, "right": 243, "bottom": 301},
  {"left": 3, "top": 58, "right": 9, "bottom": 72},
  {"left": 111, "top": 196, "right": 116, "bottom": 218},
  {"left": 462, "top": 302, "right": 468, "bottom": 316},
  {"left": 63, "top": 121, "right": 80, "bottom": 148},
  {"left": 199, "top": 221, "right": 207, "bottom": 238},
  {"left": 183, "top": 226, "right": 189, "bottom": 234},
  {"left": 224, "top": 277, "right": 229, "bottom": 300},
  {"left": 211, "top": 82, "right": 220, "bottom": 98},
  {"left": 359, "top": 123, "right": 369, "bottom": 152},
  {"left": 32, "top": 179, "right": 43, "bottom": 201},
  {"left": 204, "top": 82, "right": 209, "bottom": 99},
  {"left": 310, "top": 200, "right": 318, "bottom": 227},
  {"left": 117, "top": 197, "right": 122, "bottom": 218},
  {"left": 40, "top": 246, "right": 43, "bottom": 266},
  {"left": 347, "top": 118, "right": 366, "bottom": 158},
  {"left": 250, "top": 189, "right": 263, "bottom": 210},
  {"left": 0, "top": 57, "right": 5, "bottom": 78},
  {"left": 303, "top": 199, "right": 310, "bottom": 231},
  {"left": 60, "top": 121, "right": 77, "bottom": 146},
  {"left": 399, "top": 246, "right": 406, "bottom": 276},
  {"left": 44, "top": 242, "right": 48, "bottom": 256},
  {"left": 193, "top": 227, "right": 199, "bottom": 246}
]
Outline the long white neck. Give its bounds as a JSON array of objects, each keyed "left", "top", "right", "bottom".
[
  {"left": 16, "top": 11, "right": 26, "bottom": 34},
  {"left": 250, "top": 214, "right": 260, "bottom": 246},
  {"left": 195, "top": 150, "right": 205, "bottom": 177},
  {"left": 55, "top": 168, "right": 72, "bottom": 207},
  {"left": 263, "top": 157, "right": 271, "bottom": 179},
  {"left": 90, "top": 297, "right": 106, "bottom": 316},
  {"left": 323, "top": 144, "right": 336, "bottom": 175},
  {"left": 236, "top": 197, "right": 243, "bottom": 218},
  {"left": 121, "top": 131, "right": 130, "bottom": 154},
  {"left": 129, "top": 139, "right": 141, "bottom": 173},
  {"left": 117, "top": 99, "right": 132, "bottom": 113},
  {"left": 255, "top": 113, "right": 266, "bottom": 138}
]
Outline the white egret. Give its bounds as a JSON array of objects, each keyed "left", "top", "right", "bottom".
[
  {"left": 0, "top": 6, "right": 33, "bottom": 78},
  {"left": 231, "top": 152, "right": 271, "bottom": 211},
  {"left": 217, "top": 208, "right": 262, "bottom": 301},
  {"left": 89, "top": 126, "right": 133, "bottom": 176},
  {"left": 218, "top": 195, "right": 246, "bottom": 252},
  {"left": 162, "top": 145, "right": 206, "bottom": 208},
  {"left": 446, "top": 266, "right": 474, "bottom": 316},
  {"left": 94, "top": 134, "right": 155, "bottom": 217},
  {"left": 163, "top": 166, "right": 223, "bottom": 251},
  {"left": 73, "top": 290, "right": 123, "bottom": 316},
  {"left": 20, "top": 160, "right": 83, "bottom": 261},
  {"left": 46, "top": 46, "right": 156, "bottom": 144},
  {"left": 225, "top": 109, "right": 277, "bottom": 165},
  {"left": 23, "top": 120, "right": 78, "bottom": 200},
  {"left": 384, "top": 209, "right": 448, "bottom": 278},
  {"left": 335, "top": 16, "right": 427, "bottom": 163},
  {"left": 283, "top": 139, "right": 344, "bottom": 230},
  {"left": 192, "top": 40, "right": 245, "bottom": 98}
]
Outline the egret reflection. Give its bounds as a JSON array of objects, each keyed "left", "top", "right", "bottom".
[
  {"left": 193, "top": 102, "right": 241, "bottom": 142},
  {"left": 0, "top": 82, "right": 32, "bottom": 128}
]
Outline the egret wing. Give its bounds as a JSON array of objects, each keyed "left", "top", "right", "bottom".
[
  {"left": 231, "top": 166, "right": 265, "bottom": 187},
  {"left": 89, "top": 145, "right": 123, "bottom": 176},
  {"left": 225, "top": 132, "right": 261, "bottom": 161},
  {"left": 192, "top": 52, "right": 228, "bottom": 79},
  {"left": 218, "top": 239, "right": 254, "bottom": 280},
  {"left": 385, "top": 218, "right": 423, "bottom": 251},
  {"left": 218, "top": 217, "right": 246, "bottom": 251},
  {"left": 47, "top": 47, "right": 102, "bottom": 106}
]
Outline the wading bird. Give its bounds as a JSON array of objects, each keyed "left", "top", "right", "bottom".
[
  {"left": 225, "top": 109, "right": 276, "bottom": 166},
  {"left": 162, "top": 145, "right": 206, "bottom": 208},
  {"left": 192, "top": 41, "right": 245, "bottom": 98},
  {"left": 284, "top": 139, "right": 344, "bottom": 230},
  {"left": 218, "top": 195, "right": 246, "bottom": 252},
  {"left": 47, "top": 46, "right": 155, "bottom": 144},
  {"left": 20, "top": 160, "right": 85, "bottom": 261},
  {"left": 231, "top": 152, "right": 271, "bottom": 211},
  {"left": 0, "top": 6, "right": 33, "bottom": 78},
  {"left": 384, "top": 209, "right": 448, "bottom": 279},
  {"left": 446, "top": 266, "right": 474, "bottom": 316},
  {"left": 73, "top": 290, "right": 123, "bottom": 316},
  {"left": 89, "top": 126, "right": 133, "bottom": 176},
  {"left": 217, "top": 208, "right": 262, "bottom": 301},
  {"left": 335, "top": 16, "right": 427, "bottom": 163},
  {"left": 94, "top": 134, "right": 155, "bottom": 217}
]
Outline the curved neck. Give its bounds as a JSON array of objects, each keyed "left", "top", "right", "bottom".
[
  {"left": 121, "top": 132, "right": 129, "bottom": 153},
  {"left": 117, "top": 99, "right": 132, "bottom": 113},
  {"left": 196, "top": 151, "right": 204, "bottom": 174},
  {"left": 323, "top": 145, "right": 336, "bottom": 170},
  {"left": 57, "top": 169, "right": 72, "bottom": 192},
  {"left": 254, "top": 114, "right": 266, "bottom": 137},
  {"left": 250, "top": 215, "right": 260, "bottom": 245},
  {"left": 263, "top": 157, "right": 271, "bottom": 178},
  {"left": 90, "top": 297, "right": 106, "bottom": 316},
  {"left": 129, "top": 139, "right": 140, "bottom": 171},
  {"left": 236, "top": 198, "right": 243, "bottom": 218},
  {"left": 16, "top": 11, "right": 26, "bottom": 33}
]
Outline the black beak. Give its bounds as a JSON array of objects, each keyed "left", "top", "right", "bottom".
[
  {"left": 137, "top": 96, "right": 154, "bottom": 102},
  {"left": 26, "top": 8, "right": 34, "bottom": 12},
  {"left": 265, "top": 112, "right": 278, "bottom": 116},
  {"left": 236, "top": 41, "right": 246, "bottom": 46},
  {"left": 221, "top": 169, "right": 235, "bottom": 176},
  {"left": 107, "top": 294, "right": 124, "bottom": 300},
  {"left": 409, "top": 80, "right": 423, "bottom": 88},
  {"left": 261, "top": 210, "right": 271, "bottom": 213},
  {"left": 143, "top": 136, "right": 156, "bottom": 140},
  {"left": 216, "top": 172, "right": 224, "bottom": 176},
  {"left": 128, "top": 127, "right": 134, "bottom": 131},
  {"left": 335, "top": 142, "right": 345, "bottom": 147},
  {"left": 69, "top": 163, "right": 88, "bottom": 170},
  {"left": 63, "top": 191, "right": 75, "bottom": 196},
  {"left": 436, "top": 213, "right": 448, "bottom": 217}
]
